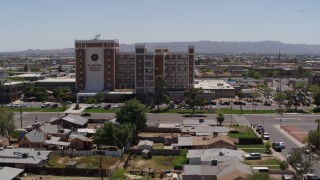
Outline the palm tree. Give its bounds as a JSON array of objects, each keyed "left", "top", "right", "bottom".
[
  {"left": 216, "top": 114, "right": 225, "bottom": 126},
  {"left": 184, "top": 88, "right": 204, "bottom": 115}
]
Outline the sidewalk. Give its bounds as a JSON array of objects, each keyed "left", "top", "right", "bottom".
[{"left": 63, "top": 103, "right": 91, "bottom": 114}]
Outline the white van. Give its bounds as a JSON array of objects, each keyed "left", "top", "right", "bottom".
[{"left": 252, "top": 167, "right": 269, "bottom": 173}]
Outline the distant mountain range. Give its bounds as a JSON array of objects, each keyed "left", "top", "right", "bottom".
[{"left": 1, "top": 41, "right": 320, "bottom": 56}]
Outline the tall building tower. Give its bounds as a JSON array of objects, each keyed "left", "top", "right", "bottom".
[{"left": 75, "top": 39, "right": 119, "bottom": 92}]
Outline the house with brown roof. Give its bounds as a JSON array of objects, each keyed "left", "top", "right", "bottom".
[
  {"left": 19, "top": 130, "right": 46, "bottom": 148},
  {"left": 69, "top": 134, "right": 93, "bottom": 150},
  {"left": 177, "top": 134, "right": 237, "bottom": 150}
]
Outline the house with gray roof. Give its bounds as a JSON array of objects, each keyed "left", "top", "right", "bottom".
[
  {"left": 182, "top": 158, "right": 252, "bottom": 180},
  {"left": 50, "top": 114, "right": 88, "bottom": 129},
  {"left": 19, "top": 130, "right": 46, "bottom": 149},
  {"left": 181, "top": 124, "right": 228, "bottom": 136},
  {"left": 187, "top": 148, "right": 244, "bottom": 165},
  {"left": 0, "top": 148, "right": 51, "bottom": 168},
  {"left": 0, "top": 167, "right": 24, "bottom": 180},
  {"left": 137, "top": 140, "right": 154, "bottom": 150},
  {"left": 183, "top": 119, "right": 217, "bottom": 126},
  {"left": 39, "top": 123, "right": 71, "bottom": 139}
]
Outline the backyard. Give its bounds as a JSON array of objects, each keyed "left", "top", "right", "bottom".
[
  {"left": 127, "top": 155, "right": 185, "bottom": 171},
  {"left": 227, "top": 125, "right": 257, "bottom": 138},
  {"left": 46, "top": 154, "right": 119, "bottom": 169}
]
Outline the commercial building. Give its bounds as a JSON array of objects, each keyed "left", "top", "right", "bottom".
[
  {"left": 194, "top": 79, "right": 236, "bottom": 98},
  {"left": 74, "top": 39, "right": 194, "bottom": 97}
]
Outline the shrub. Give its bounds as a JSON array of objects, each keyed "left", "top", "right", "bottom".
[
  {"left": 229, "top": 130, "right": 239, "bottom": 134},
  {"left": 280, "top": 160, "right": 289, "bottom": 170},
  {"left": 313, "top": 107, "right": 320, "bottom": 113},
  {"left": 238, "top": 137, "right": 263, "bottom": 145}
]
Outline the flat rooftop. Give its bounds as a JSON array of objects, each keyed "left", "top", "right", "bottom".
[
  {"left": 36, "top": 78, "right": 75, "bottom": 83},
  {"left": 194, "top": 80, "right": 234, "bottom": 90}
]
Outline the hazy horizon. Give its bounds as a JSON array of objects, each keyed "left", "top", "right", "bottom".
[{"left": 1, "top": 0, "right": 319, "bottom": 51}]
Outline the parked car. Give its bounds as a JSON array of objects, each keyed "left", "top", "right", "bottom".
[
  {"left": 81, "top": 113, "right": 91, "bottom": 117},
  {"left": 221, "top": 101, "right": 230, "bottom": 105},
  {"left": 258, "top": 127, "right": 264, "bottom": 134},
  {"left": 104, "top": 104, "right": 112, "bottom": 109},
  {"left": 113, "top": 104, "right": 121, "bottom": 108},
  {"left": 244, "top": 153, "right": 262, "bottom": 160},
  {"left": 278, "top": 142, "right": 286, "bottom": 149},
  {"left": 272, "top": 142, "right": 282, "bottom": 152},
  {"left": 233, "top": 101, "right": 246, "bottom": 105},
  {"left": 65, "top": 101, "right": 73, "bottom": 104},
  {"left": 41, "top": 104, "right": 50, "bottom": 108},
  {"left": 50, "top": 103, "right": 58, "bottom": 108},
  {"left": 262, "top": 132, "right": 270, "bottom": 140}
]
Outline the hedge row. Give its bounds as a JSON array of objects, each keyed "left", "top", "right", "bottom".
[{"left": 238, "top": 137, "right": 263, "bottom": 145}]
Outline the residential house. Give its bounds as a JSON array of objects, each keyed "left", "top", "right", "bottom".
[
  {"left": 182, "top": 158, "right": 252, "bottom": 180},
  {"left": 137, "top": 140, "right": 154, "bottom": 150},
  {"left": 0, "top": 148, "right": 51, "bottom": 168},
  {"left": 39, "top": 123, "right": 71, "bottom": 140},
  {"left": 178, "top": 134, "right": 236, "bottom": 149},
  {"left": 69, "top": 134, "right": 93, "bottom": 150},
  {"left": 50, "top": 114, "right": 88, "bottom": 130},
  {"left": 43, "top": 136, "right": 70, "bottom": 149},
  {"left": 181, "top": 124, "right": 228, "bottom": 136},
  {"left": 186, "top": 148, "right": 244, "bottom": 165},
  {"left": 19, "top": 130, "right": 46, "bottom": 148},
  {"left": 0, "top": 167, "right": 24, "bottom": 180}
]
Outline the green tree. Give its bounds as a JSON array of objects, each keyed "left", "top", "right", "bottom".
[
  {"left": 308, "top": 119, "right": 320, "bottom": 150},
  {"left": 279, "top": 161, "right": 289, "bottom": 170},
  {"left": 184, "top": 88, "right": 204, "bottom": 115},
  {"left": 285, "top": 82, "right": 308, "bottom": 112},
  {"left": 154, "top": 75, "right": 166, "bottom": 112},
  {"left": 109, "top": 168, "right": 127, "bottom": 180},
  {"left": 250, "top": 91, "right": 261, "bottom": 102},
  {"left": 94, "top": 93, "right": 105, "bottom": 103},
  {"left": 24, "top": 86, "right": 49, "bottom": 101},
  {"left": 94, "top": 122, "right": 115, "bottom": 147},
  {"left": 310, "top": 85, "right": 320, "bottom": 109},
  {"left": 85, "top": 97, "right": 95, "bottom": 106},
  {"left": 116, "top": 98, "right": 147, "bottom": 131},
  {"left": 273, "top": 92, "right": 287, "bottom": 103},
  {"left": 247, "top": 70, "right": 261, "bottom": 79},
  {"left": 114, "top": 123, "right": 135, "bottom": 148},
  {"left": 0, "top": 108, "right": 16, "bottom": 145},
  {"left": 216, "top": 114, "right": 225, "bottom": 126},
  {"left": 265, "top": 141, "right": 271, "bottom": 153},
  {"left": 52, "top": 86, "right": 71, "bottom": 100},
  {"left": 287, "top": 147, "right": 319, "bottom": 179},
  {"left": 243, "top": 173, "right": 272, "bottom": 180}
]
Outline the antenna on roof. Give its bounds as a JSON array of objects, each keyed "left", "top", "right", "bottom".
[{"left": 93, "top": 33, "right": 101, "bottom": 40}]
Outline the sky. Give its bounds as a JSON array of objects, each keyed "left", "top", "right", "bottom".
[{"left": 0, "top": 0, "right": 319, "bottom": 52}]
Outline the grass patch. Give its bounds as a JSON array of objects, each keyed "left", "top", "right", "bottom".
[
  {"left": 237, "top": 144, "right": 265, "bottom": 148},
  {"left": 83, "top": 108, "right": 119, "bottom": 113},
  {"left": 46, "top": 154, "right": 118, "bottom": 169},
  {"left": 153, "top": 143, "right": 164, "bottom": 149},
  {"left": 216, "top": 108, "right": 276, "bottom": 114},
  {"left": 5, "top": 107, "right": 67, "bottom": 112},
  {"left": 241, "top": 149, "right": 267, "bottom": 153},
  {"left": 228, "top": 126, "right": 257, "bottom": 138}
]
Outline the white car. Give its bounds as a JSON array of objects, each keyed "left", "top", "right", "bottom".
[
  {"left": 278, "top": 142, "right": 285, "bottom": 149},
  {"left": 262, "top": 132, "right": 270, "bottom": 140}
]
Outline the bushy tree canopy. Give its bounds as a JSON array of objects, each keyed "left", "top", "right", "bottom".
[
  {"left": 24, "top": 86, "right": 49, "bottom": 101},
  {"left": 0, "top": 108, "right": 16, "bottom": 145},
  {"left": 116, "top": 98, "right": 147, "bottom": 130}
]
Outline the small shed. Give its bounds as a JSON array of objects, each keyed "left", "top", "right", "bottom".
[
  {"left": 142, "top": 149, "right": 152, "bottom": 159},
  {"left": 138, "top": 140, "right": 153, "bottom": 150}
]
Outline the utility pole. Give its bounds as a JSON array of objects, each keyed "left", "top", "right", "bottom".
[
  {"left": 20, "top": 105, "right": 22, "bottom": 129},
  {"left": 278, "top": 50, "right": 283, "bottom": 118}
]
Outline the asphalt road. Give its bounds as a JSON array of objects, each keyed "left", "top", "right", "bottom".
[{"left": 244, "top": 114, "right": 320, "bottom": 176}]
